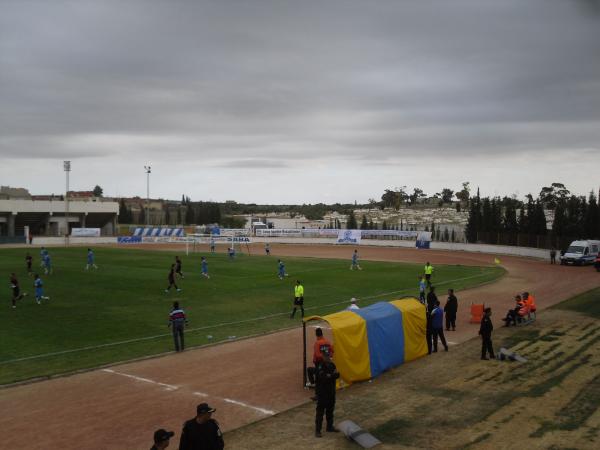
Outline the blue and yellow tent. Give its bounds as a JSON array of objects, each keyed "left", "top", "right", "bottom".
[{"left": 304, "top": 298, "right": 427, "bottom": 384}]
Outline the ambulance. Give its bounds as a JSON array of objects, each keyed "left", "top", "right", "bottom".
[{"left": 560, "top": 240, "right": 600, "bottom": 266}]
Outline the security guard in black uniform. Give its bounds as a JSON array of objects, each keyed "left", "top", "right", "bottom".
[{"left": 314, "top": 346, "right": 340, "bottom": 438}]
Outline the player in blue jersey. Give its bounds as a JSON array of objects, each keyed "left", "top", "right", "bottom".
[
  {"left": 85, "top": 248, "right": 98, "bottom": 270},
  {"left": 201, "top": 256, "right": 210, "bottom": 279},
  {"left": 350, "top": 249, "right": 362, "bottom": 270},
  {"left": 40, "top": 247, "right": 48, "bottom": 268},
  {"left": 43, "top": 253, "right": 53, "bottom": 275},
  {"left": 278, "top": 259, "right": 288, "bottom": 280},
  {"left": 33, "top": 274, "right": 50, "bottom": 304}
]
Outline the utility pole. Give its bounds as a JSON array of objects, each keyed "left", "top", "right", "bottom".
[
  {"left": 64, "top": 161, "right": 71, "bottom": 245},
  {"left": 144, "top": 165, "right": 151, "bottom": 226}
]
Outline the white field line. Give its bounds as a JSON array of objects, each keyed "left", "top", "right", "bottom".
[
  {"left": 222, "top": 398, "right": 276, "bottom": 416},
  {"left": 102, "top": 368, "right": 178, "bottom": 391},
  {"left": 0, "top": 272, "right": 492, "bottom": 365},
  {"left": 101, "top": 370, "right": 275, "bottom": 416},
  {"left": 192, "top": 392, "right": 275, "bottom": 416}
]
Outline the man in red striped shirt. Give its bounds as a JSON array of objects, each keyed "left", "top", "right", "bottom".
[{"left": 168, "top": 301, "right": 188, "bottom": 352}]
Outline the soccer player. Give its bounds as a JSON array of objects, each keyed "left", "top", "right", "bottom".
[
  {"left": 228, "top": 247, "right": 235, "bottom": 260},
  {"left": 165, "top": 264, "right": 181, "bottom": 293},
  {"left": 350, "top": 249, "right": 362, "bottom": 270},
  {"left": 201, "top": 256, "right": 210, "bottom": 279},
  {"left": 39, "top": 247, "right": 48, "bottom": 268},
  {"left": 43, "top": 252, "right": 53, "bottom": 275},
  {"left": 33, "top": 274, "right": 50, "bottom": 304},
  {"left": 25, "top": 253, "right": 33, "bottom": 275},
  {"left": 265, "top": 243, "right": 271, "bottom": 256},
  {"left": 9, "top": 273, "right": 27, "bottom": 308},
  {"left": 210, "top": 238, "right": 216, "bottom": 254},
  {"left": 85, "top": 248, "right": 98, "bottom": 270},
  {"left": 175, "top": 256, "right": 184, "bottom": 278},
  {"left": 278, "top": 259, "right": 287, "bottom": 280}
]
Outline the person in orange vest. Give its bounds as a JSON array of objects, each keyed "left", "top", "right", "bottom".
[
  {"left": 306, "top": 327, "right": 334, "bottom": 388},
  {"left": 523, "top": 292, "right": 536, "bottom": 318}
]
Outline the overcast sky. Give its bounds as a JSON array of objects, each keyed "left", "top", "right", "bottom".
[{"left": 1, "top": 0, "right": 599, "bottom": 204}]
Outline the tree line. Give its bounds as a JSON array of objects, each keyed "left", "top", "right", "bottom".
[{"left": 465, "top": 183, "right": 600, "bottom": 244}]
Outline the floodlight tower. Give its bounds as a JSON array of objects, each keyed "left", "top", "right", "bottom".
[
  {"left": 64, "top": 161, "right": 71, "bottom": 244},
  {"left": 144, "top": 165, "right": 151, "bottom": 226}
]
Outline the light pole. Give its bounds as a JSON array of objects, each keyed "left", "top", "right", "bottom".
[
  {"left": 63, "top": 161, "right": 71, "bottom": 244},
  {"left": 144, "top": 165, "right": 151, "bottom": 226}
]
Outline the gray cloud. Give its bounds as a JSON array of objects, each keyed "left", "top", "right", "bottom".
[{"left": 1, "top": 0, "right": 599, "bottom": 202}]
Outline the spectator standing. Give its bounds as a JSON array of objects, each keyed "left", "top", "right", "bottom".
[
  {"left": 550, "top": 248, "right": 557, "bottom": 264},
  {"left": 179, "top": 403, "right": 224, "bottom": 450},
  {"left": 314, "top": 347, "right": 340, "bottom": 438},
  {"left": 307, "top": 327, "right": 334, "bottom": 387},
  {"left": 418, "top": 276, "right": 426, "bottom": 304},
  {"left": 444, "top": 289, "right": 458, "bottom": 331},
  {"left": 479, "top": 307, "right": 495, "bottom": 360},
  {"left": 168, "top": 301, "right": 188, "bottom": 352},
  {"left": 347, "top": 298, "right": 360, "bottom": 311},
  {"left": 425, "top": 286, "right": 438, "bottom": 354},
  {"left": 150, "top": 429, "right": 174, "bottom": 450},
  {"left": 430, "top": 300, "right": 448, "bottom": 352}
]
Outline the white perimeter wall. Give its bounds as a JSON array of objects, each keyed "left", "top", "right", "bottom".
[
  {"left": 22, "top": 236, "right": 549, "bottom": 259},
  {"left": 251, "top": 237, "right": 549, "bottom": 260}
]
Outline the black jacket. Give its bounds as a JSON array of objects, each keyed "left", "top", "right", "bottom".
[
  {"left": 479, "top": 316, "right": 493, "bottom": 338},
  {"left": 316, "top": 361, "right": 339, "bottom": 399},
  {"left": 426, "top": 292, "right": 438, "bottom": 313},
  {"left": 444, "top": 295, "right": 458, "bottom": 314},
  {"left": 179, "top": 418, "right": 224, "bottom": 450}
]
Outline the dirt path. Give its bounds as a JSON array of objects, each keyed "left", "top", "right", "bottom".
[{"left": 0, "top": 244, "right": 598, "bottom": 450}]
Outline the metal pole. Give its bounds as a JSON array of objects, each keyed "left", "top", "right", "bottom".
[
  {"left": 144, "top": 166, "right": 151, "bottom": 226},
  {"left": 302, "top": 320, "right": 307, "bottom": 388},
  {"left": 64, "top": 161, "right": 71, "bottom": 245}
]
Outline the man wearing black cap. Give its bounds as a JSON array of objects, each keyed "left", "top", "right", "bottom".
[
  {"left": 179, "top": 403, "right": 224, "bottom": 450},
  {"left": 314, "top": 347, "right": 340, "bottom": 438},
  {"left": 150, "top": 429, "right": 174, "bottom": 450}
]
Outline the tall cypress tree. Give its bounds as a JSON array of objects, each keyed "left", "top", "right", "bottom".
[
  {"left": 346, "top": 211, "right": 358, "bottom": 229},
  {"left": 360, "top": 215, "right": 368, "bottom": 230}
]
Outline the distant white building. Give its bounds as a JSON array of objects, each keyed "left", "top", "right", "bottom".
[{"left": 0, "top": 187, "right": 119, "bottom": 238}]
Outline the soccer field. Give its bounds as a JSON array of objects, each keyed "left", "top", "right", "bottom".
[{"left": 0, "top": 246, "right": 503, "bottom": 385}]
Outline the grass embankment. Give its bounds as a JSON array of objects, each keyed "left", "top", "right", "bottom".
[{"left": 226, "top": 287, "right": 600, "bottom": 449}]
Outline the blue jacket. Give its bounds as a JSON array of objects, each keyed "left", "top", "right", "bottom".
[{"left": 431, "top": 307, "right": 444, "bottom": 329}]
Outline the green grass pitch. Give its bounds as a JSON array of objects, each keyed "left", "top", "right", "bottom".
[{"left": 0, "top": 246, "right": 504, "bottom": 385}]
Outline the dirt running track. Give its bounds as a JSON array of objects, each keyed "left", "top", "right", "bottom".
[{"left": 1, "top": 244, "right": 598, "bottom": 450}]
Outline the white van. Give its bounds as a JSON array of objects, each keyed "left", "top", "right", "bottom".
[{"left": 560, "top": 240, "right": 600, "bottom": 265}]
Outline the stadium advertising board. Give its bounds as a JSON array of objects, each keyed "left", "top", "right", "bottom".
[
  {"left": 71, "top": 228, "right": 101, "bottom": 237},
  {"left": 117, "top": 236, "right": 142, "bottom": 244},
  {"left": 336, "top": 229, "right": 362, "bottom": 245}
]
